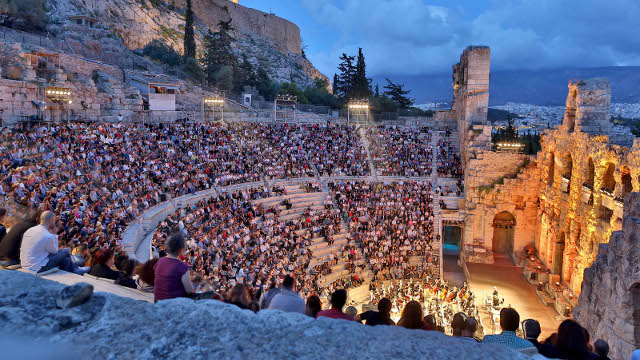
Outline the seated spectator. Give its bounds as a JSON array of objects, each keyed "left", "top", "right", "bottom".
[
  {"left": 259, "top": 281, "right": 282, "bottom": 310},
  {"left": 89, "top": 249, "right": 121, "bottom": 281},
  {"left": 594, "top": 339, "right": 610, "bottom": 360},
  {"left": 114, "top": 253, "right": 130, "bottom": 272},
  {"left": 0, "top": 210, "right": 40, "bottom": 268},
  {"left": 153, "top": 233, "right": 194, "bottom": 302},
  {"left": 305, "top": 295, "right": 322, "bottom": 318},
  {"left": 397, "top": 300, "right": 427, "bottom": 330},
  {"left": 463, "top": 317, "right": 480, "bottom": 342},
  {"left": 483, "top": 307, "right": 534, "bottom": 350},
  {"left": 451, "top": 312, "right": 466, "bottom": 337},
  {"left": 116, "top": 259, "right": 138, "bottom": 289},
  {"left": 135, "top": 258, "right": 158, "bottom": 293},
  {"left": 19, "top": 211, "right": 78, "bottom": 274},
  {"left": 268, "top": 275, "right": 305, "bottom": 314},
  {"left": 538, "top": 319, "right": 599, "bottom": 360},
  {"left": 345, "top": 306, "right": 357, "bottom": 319},
  {"left": 317, "top": 289, "right": 354, "bottom": 321},
  {"left": 356, "top": 297, "right": 395, "bottom": 326},
  {"left": 523, "top": 319, "right": 542, "bottom": 349},
  {"left": 226, "top": 283, "right": 251, "bottom": 310},
  {"left": 424, "top": 315, "right": 436, "bottom": 331},
  {"left": 71, "top": 244, "right": 89, "bottom": 268}
]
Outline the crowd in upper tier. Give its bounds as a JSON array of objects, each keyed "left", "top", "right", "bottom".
[{"left": 367, "top": 126, "right": 433, "bottom": 177}]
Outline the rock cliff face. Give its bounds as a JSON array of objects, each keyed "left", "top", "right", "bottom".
[
  {"left": 574, "top": 192, "right": 640, "bottom": 360},
  {"left": 0, "top": 271, "right": 540, "bottom": 360},
  {"left": 45, "top": 0, "right": 327, "bottom": 87}
]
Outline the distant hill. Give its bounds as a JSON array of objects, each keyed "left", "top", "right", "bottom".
[{"left": 372, "top": 66, "right": 640, "bottom": 106}]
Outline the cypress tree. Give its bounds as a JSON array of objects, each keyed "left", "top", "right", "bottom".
[
  {"left": 353, "top": 48, "right": 372, "bottom": 98},
  {"left": 183, "top": 0, "right": 197, "bottom": 58}
]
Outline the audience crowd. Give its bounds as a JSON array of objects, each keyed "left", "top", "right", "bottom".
[{"left": 367, "top": 126, "right": 433, "bottom": 177}]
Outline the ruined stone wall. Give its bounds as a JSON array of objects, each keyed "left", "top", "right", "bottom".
[
  {"left": 573, "top": 192, "right": 640, "bottom": 360},
  {"left": 535, "top": 127, "right": 640, "bottom": 294},
  {"left": 563, "top": 78, "right": 611, "bottom": 135},
  {"left": 452, "top": 46, "right": 490, "bottom": 130}
]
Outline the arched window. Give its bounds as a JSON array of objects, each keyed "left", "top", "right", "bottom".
[
  {"left": 622, "top": 166, "right": 633, "bottom": 196},
  {"left": 563, "top": 154, "right": 573, "bottom": 179},
  {"left": 548, "top": 152, "right": 555, "bottom": 185},
  {"left": 585, "top": 158, "right": 595, "bottom": 188},
  {"left": 602, "top": 163, "right": 616, "bottom": 193}
]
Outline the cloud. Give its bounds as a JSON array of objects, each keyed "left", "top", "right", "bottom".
[{"left": 302, "top": 0, "right": 640, "bottom": 76}]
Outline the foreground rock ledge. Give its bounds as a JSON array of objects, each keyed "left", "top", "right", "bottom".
[{"left": 0, "top": 271, "right": 539, "bottom": 360}]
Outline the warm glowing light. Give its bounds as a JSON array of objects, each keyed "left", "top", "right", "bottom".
[{"left": 68, "top": 100, "right": 73, "bottom": 104}]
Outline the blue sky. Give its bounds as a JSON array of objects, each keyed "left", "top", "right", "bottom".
[{"left": 241, "top": 0, "right": 640, "bottom": 78}]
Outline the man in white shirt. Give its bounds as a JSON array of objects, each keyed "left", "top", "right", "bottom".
[{"left": 20, "top": 211, "right": 73, "bottom": 273}]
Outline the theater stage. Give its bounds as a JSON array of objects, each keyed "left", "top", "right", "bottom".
[{"left": 466, "top": 255, "right": 561, "bottom": 340}]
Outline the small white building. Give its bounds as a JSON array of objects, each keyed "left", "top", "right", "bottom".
[
  {"left": 68, "top": 15, "right": 99, "bottom": 28},
  {"left": 130, "top": 77, "right": 179, "bottom": 111}
]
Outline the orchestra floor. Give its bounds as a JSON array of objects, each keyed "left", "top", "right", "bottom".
[{"left": 466, "top": 255, "right": 561, "bottom": 339}]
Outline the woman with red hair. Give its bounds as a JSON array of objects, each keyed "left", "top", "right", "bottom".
[{"left": 88, "top": 248, "right": 121, "bottom": 281}]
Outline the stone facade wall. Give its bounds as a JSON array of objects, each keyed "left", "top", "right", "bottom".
[
  {"left": 452, "top": 46, "right": 490, "bottom": 128},
  {"left": 563, "top": 78, "right": 611, "bottom": 135},
  {"left": 574, "top": 192, "right": 640, "bottom": 360},
  {"left": 535, "top": 127, "right": 640, "bottom": 294}
]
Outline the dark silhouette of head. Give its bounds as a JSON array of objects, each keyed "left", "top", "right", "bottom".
[
  {"left": 451, "top": 312, "right": 466, "bottom": 336},
  {"left": 523, "top": 319, "right": 541, "bottom": 340},
  {"left": 594, "top": 339, "right": 609, "bottom": 358},
  {"left": 554, "top": 319, "right": 590, "bottom": 355},
  {"left": 500, "top": 307, "right": 520, "bottom": 332},
  {"left": 330, "top": 289, "right": 347, "bottom": 310},
  {"left": 282, "top": 275, "right": 295, "bottom": 290},
  {"left": 398, "top": 300, "right": 424, "bottom": 330}
]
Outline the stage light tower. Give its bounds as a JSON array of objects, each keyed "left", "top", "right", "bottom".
[{"left": 347, "top": 99, "right": 369, "bottom": 125}]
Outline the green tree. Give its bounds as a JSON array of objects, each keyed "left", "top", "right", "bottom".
[
  {"left": 234, "top": 54, "right": 256, "bottom": 92},
  {"left": 183, "top": 0, "right": 197, "bottom": 58},
  {"left": 141, "top": 40, "right": 181, "bottom": 66},
  {"left": 332, "top": 73, "right": 338, "bottom": 95},
  {"left": 182, "top": 56, "right": 204, "bottom": 80},
  {"left": 214, "top": 66, "right": 234, "bottom": 91},
  {"left": 353, "top": 48, "right": 372, "bottom": 98},
  {"left": 375, "top": 83, "right": 380, "bottom": 97},
  {"left": 201, "top": 20, "right": 237, "bottom": 87},
  {"left": 335, "top": 53, "right": 355, "bottom": 99},
  {"left": 383, "top": 78, "right": 414, "bottom": 109},
  {"left": 256, "top": 65, "right": 277, "bottom": 101}
]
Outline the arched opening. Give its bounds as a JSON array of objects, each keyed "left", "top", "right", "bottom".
[
  {"left": 548, "top": 152, "right": 555, "bottom": 185},
  {"left": 492, "top": 212, "right": 516, "bottom": 257},
  {"left": 562, "top": 154, "right": 573, "bottom": 193},
  {"left": 553, "top": 233, "right": 566, "bottom": 280},
  {"left": 622, "top": 166, "right": 633, "bottom": 197},
  {"left": 631, "top": 283, "right": 640, "bottom": 346},
  {"left": 563, "top": 154, "right": 573, "bottom": 179},
  {"left": 585, "top": 158, "right": 595, "bottom": 189},
  {"left": 602, "top": 162, "right": 616, "bottom": 193}
]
